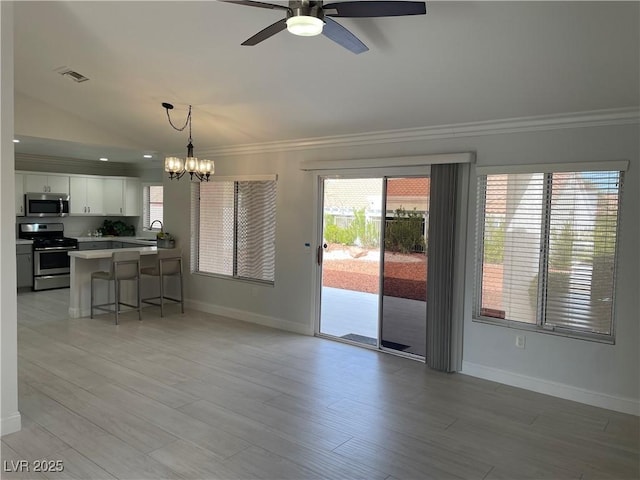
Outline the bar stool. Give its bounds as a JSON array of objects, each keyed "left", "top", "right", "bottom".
[
  {"left": 90, "top": 250, "right": 142, "bottom": 325},
  {"left": 141, "top": 248, "right": 184, "bottom": 317}
]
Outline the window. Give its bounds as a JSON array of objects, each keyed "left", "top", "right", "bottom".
[
  {"left": 143, "top": 185, "right": 164, "bottom": 230},
  {"left": 474, "top": 167, "right": 624, "bottom": 341},
  {"left": 192, "top": 176, "right": 276, "bottom": 283}
]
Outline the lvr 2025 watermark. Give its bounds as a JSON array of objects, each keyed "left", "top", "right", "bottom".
[{"left": 3, "top": 460, "right": 64, "bottom": 473}]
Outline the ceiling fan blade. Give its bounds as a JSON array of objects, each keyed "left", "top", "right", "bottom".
[
  {"left": 322, "top": 17, "right": 368, "bottom": 54},
  {"left": 241, "top": 18, "right": 288, "bottom": 46},
  {"left": 220, "top": 0, "right": 291, "bottom": 12},
  {"left": 323, "top": 1, "right": 426, "bottom": 18}
]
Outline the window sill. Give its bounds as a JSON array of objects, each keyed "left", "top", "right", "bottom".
[
  {"left": 472, "top": 316, "right": 615, "bottom": 345},
  {"left": 192, "top": 270, "right": 275, "bottom": 287}
]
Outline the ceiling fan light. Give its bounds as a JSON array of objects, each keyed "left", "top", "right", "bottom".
[{"left": 286, "top": 16, "right": 324, "bottom": 36}]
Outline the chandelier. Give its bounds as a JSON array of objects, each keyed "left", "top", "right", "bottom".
[{"left": 162, "top": 102, "right": 214, "bottom": 182}]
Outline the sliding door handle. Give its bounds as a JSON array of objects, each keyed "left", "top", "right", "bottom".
[{"left": 317, "top": 243, "right": 327, "bottom": 265}]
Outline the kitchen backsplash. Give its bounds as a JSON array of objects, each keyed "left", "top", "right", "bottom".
[{"left": 16, "top": 216, "right": 140, "bottom": 237}]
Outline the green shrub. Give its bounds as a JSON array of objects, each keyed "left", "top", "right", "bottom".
[
  {"left": 384, "top": 207, "right": 425, "bottom": 254},
  {"left": 528, "top": 271, "right": 570, "bottom": 312},
  {"left": 324, "top": 210, "right": 380, "bottom": 247},
  {"left": 549, "top": 221, "right": 574, "bottom": 270},
  {"left": 483, "top": 219, "right": 505, "bottom": 264},
  {"left": 324, "top": 214, "right": 354, "bottom": 244}
]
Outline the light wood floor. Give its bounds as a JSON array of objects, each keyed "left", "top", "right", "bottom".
[{"left": 3, "top": 289, "right": 638, "bottom": 480}]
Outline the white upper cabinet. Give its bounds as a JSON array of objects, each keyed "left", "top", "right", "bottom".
[
  {"left": 70, "top": 176, "right": 104, "bottom": 215},
  {"left": 17, "top": 171, "right": 140, "bottom": 217},
  {"left": 23, "top": 173, "right": 69, "bottom": 194},
  {"left": 100, "top": 178, "right": 141, "bottom": 216},
  {"left": 103, "top": 178, "right": 125, "bottom": 215},
  {"left": 15, "top": 174, "right": 24, "bottom": 216},
  {"left": 123, "top": 178, "right": 141, "bottom": 216}
]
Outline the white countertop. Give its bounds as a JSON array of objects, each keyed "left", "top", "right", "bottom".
[
  {"left": 69, "top": 246, "right": 159, "bottom": 260},
  {"left": 16, "top": 239, "right": 33, "bottom": 245},
  {"left": 72, "top": 237, "right": 115, "bottom": 242},
  {"left": 72, "top": 237, "right": 156, "bottom": 246}
]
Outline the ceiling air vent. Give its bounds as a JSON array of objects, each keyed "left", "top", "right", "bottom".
[{"left": 55, "top": 66, "right": 89, "bottom": 83}]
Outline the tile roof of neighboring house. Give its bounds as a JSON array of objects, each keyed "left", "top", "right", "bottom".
[
  {"left": 324, "top": 178, "right": 431, "bottom": 214},
  {"left": 485, "top": 174, "right": 508, "bottom": 215},
  {"left": 386, "top": 178, "right": 430, "bottom": 197}
]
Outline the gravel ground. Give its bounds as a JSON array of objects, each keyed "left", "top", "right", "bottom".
[{"left": 322, "top": 245, "right": 427, "bottom": 301}]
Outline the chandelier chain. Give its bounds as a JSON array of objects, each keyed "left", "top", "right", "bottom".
[{"left": 164, "top": 105, "right": 192, "bottom": 134}]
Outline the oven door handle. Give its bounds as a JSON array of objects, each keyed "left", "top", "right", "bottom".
[{"left": 34, "top": 246, "right": 76, "bottom": 251}]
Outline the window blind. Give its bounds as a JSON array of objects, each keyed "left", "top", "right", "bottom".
[
  {"left": 544, "top": 171, "right": 621, "bottom": 334},
  {"left": 476, "top": 169, "right": 623, "bottom": 339},
  {"left": 199, "top": 181, "right": 234, "bottom": 276},
  {"left": 190, "top": 183, "right": 200, "bottom": 273},
  {"left": 194, "top": 178, "right": 277, "bottom": 283},
  {"left": 143, "top": 185, "right": 164, "bottom": 230},
  {"left": 478, "top": 173, "right": 545, "bottom": 324},
  {"left": 143, "top": 185, "right": 150, "bottom": 228},
  {"left": 236, "top": 181, "right": 276, "bottom": 282}
]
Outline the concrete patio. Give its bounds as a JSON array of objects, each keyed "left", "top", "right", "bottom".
[{"left": 320, "top": 286, "right": 427, "bottom": 357}]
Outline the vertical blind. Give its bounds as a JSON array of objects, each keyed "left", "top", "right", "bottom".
[
  {"left": 193, "top": 179, "right": 277, "bottom": 283},
  {"left": 426, "top": 163, "right": 458, "bottom": 372},
  {"left": 476, "top": 170, "right": 623, "bottom": 338}
]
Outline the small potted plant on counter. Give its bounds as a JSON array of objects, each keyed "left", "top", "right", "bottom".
[
  {"left": 98, "top": 220, "right": 135, "bottom": 237},
  {"left": 156, "top": 230, "right": 175, "bottom": 249}
]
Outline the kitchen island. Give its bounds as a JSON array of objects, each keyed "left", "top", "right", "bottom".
[{"left": 68, "top": 246, "right": 160, "bottom": 319}]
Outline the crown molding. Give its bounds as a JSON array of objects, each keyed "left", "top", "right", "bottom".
[{"left": 199, "top": 108, "right": 639, "bottom": 158}]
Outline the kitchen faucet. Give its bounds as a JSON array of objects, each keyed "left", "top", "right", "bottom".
[{"left": 150, "top": 220, "right": 164, "bottom": 232}]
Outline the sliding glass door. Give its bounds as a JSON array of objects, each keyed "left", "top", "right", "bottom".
[
  {"left": 380, "top": 178, "right": 430, "bottom": 356},
  {"left": 318, "top": 176, "right": 430, "bottom": 359},
  {"left": 319, "top": 178, "right": 382, "bottom": 346}
]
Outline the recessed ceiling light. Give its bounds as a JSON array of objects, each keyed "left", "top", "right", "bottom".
[
  {"left": 13, "top": 139, "right": 20, "bottom": 143},
  {"left": 99, "top": 157, "right": 108, "bottom": 162},
  {"left": 143, "top": 154, "right": 153, "bottom": 159}
]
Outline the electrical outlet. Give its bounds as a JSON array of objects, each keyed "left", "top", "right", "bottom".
[{"left": 515, "top": 335, "right": 526, "bottom": 349}]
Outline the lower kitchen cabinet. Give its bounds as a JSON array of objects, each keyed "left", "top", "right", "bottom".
[
  {"left": 78, "top": 241, "right": 113, "bottom": 250},
  {"left": 16, "top": 245, "right": 33, "bottom": 289}
]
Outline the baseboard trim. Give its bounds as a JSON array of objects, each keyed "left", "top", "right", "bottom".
[
  {"left": 461, "top": 361, "right": 639, "bottom": 416},
  {"left": 1, "top": 412, "right": 22, "bottom": 436},
  {"left": 186, "top": 299, "right": 313, "bottom": 336}
]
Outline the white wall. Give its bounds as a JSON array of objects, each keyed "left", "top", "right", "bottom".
[
  {"left": 166, "top": 120, "right": 639, "bottom": 414},
  {"left": 15, "top": 92, "right": 140, "bottom": 149},
  {"left": 1, "top": 1, "right": 21, "bottom": 435},
  {"left": 460, "top": 126, "right": 639, "bottom": 415}
]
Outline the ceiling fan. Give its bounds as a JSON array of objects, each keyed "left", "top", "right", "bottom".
[{"left": 222, "top": 0, "right": 426, "bottom": 54}]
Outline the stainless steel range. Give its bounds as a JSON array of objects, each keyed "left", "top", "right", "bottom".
[{"left": 18, "top": 223, "right": 79, "bottom": 291}]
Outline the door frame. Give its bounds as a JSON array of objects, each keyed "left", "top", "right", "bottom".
[
  {"left": 304, "top": 155, "right": 472, "bottom": 371},
  {"left": 311, "top": 167, "right": 433, "bottom": 354},
  {"left": 313, "top": 172, "right": 388, "bottom": 347}
]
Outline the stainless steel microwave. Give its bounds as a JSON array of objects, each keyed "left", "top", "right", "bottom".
[{"left": 25, "top": 193, "right": 70, "bottom": 217}]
